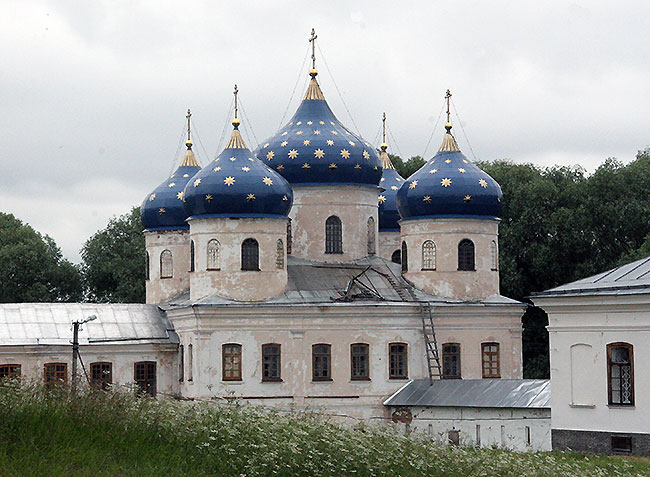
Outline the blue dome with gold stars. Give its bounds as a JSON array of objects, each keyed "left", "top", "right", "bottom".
[
  {"left": 141, "top": 140, "right": 201, "bottom": 231},
  {"left": 183, "top": 119, "right": 293, "bottom": 219},
  {"left": 378, "top": 145, "right": 404, "bottom": 231},
  {"left": 254, "top": 71, "right": 382, "bottom": 187},
  {"left": 396, "top": 124, "right": 502, "bottom": 220}
]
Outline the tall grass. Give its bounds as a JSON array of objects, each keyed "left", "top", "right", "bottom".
[{"left": 0, "top": 380, "right": 647, "bottom": 476}]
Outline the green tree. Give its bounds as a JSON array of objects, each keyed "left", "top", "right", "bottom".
[
  {"left": 0, "top": 213, "right": 82, "bottom": 302},
  {"left": 80, "top": 207, "right": 145, "bottom": 303},
  {"left": 389, "top": 154, "right": 426, "bottom": 178}
]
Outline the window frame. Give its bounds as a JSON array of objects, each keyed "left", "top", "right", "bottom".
[
  {"left": 422, "top": 240, "right": 436, "bottom": 271},
  {"left": 325, "top": 216, "right": 343, "bottom": 254},
  {"left": 262, "top": 343, "right": 282, "bottom": 382},
  {"left": 312, "top": 343, "right": 332, "bottom": 381},
  {"left": 286, "top": 218, "right": 292, "bottom": 255},
  {"left": 134, "top": 361, "right": 157, "bottom": 397},
  {"left": 0, "top": 364, "right": 21, "bottom": 380},
  {"left": 490, "top": 240, "right": 499, "bottom": 271},
  {"left": 442, "top": 343, "right": 461, "bottom": 379},
  {"left": 90, "top": 362, "right": 112, "bottom": 390},
  {"left": 401, "top": 241, "right": 408, "bottom": 273},
  {"left": 350, "top": 343, "right": 370, "bottom": 381},
  {"left": 189, "top": 239, "right": 195, "bottom": 272},
  {"left": 145, "top": 251, "right": 150, "bottom": 280},
  {"left": 275, "top": 239, "right": 284, "bottom": 269},
  {"left": 241, "top": 238, "right": 260, "bottom": 271},
  {"left": 481, "top": 342, "right": 500, "bottom": 378},
  {"left": 179, "top": 344, "right": 184, "bottom": 383},
  {"left": 389, "top": 342, "right": 408, "bottom": 379},
  {"left": 44, "top": 362, "right": 67, "bottom": 385},
  {"left": 367, "top": 217, "right": 376, "bottom": 255},
  {"left": 222, "top": 343, "right": 242, "bottom": 382},
  {"left": 607, "top": 342, "right": 634, "bottom": 406},
  {"left": 458, "top": 239, "right": 475, "bottom": 271},
  {"left": 160, "top": 249, "right": 173, "bottom": 279},
  {"left": 207, "top": 239, "right": 221, "bottom": 270},
  {"left": 188, "top": 343, "right": 193, "bottom": 382}
]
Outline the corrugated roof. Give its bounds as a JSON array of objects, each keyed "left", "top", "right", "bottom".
[
  {"left": 0, "top": 303, "right": 176, "bottom": 346},
  {"left": 383, "top": 379, "right": 551, "bottom": 409},
  {"left": 532, "top": 255, "right": 650, "bottom": 298}
]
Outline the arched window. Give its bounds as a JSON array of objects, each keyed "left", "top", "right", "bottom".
[
  {"left": 422, "top": 240, "right": 436, "bottom": 270},
  {"left": 145, "top": 252, "right": 150, "bottom": 280},
  {"left": 286, "top": 219, "right": 292, "bottom": 255},
  {"left": 160, "top": 250, "right": 173, "bottom": 278},
  {"left": 401, "top": 241, "right": 408, "bottom": 273},
  {"left": 207, "top": 239, "right": 220, "bottom": 270},
  {"left": 241, "top": 238, "right": 260, "bottom": 271},
  {"left": 189, "top": 240, "right": 195, "bottom": 272},
  {"left": 491, "top": 240, "right": 498, "bottom": 271},
  {"left": 458, "top": 239, "right": 475, "bottom": 271},
  {"left": 276, "top": 239, "right": 284, "bottom": 269},
  {"left": 607, "top": 343, "right": 634, "bottom": 405},
  {"left": 391, "top": 249, "right": 401, "bottom": 265},
  {"left": 367, "top": 217, "right": 376, "bottom": 255},
  {"left": 325, "top": 216, "right": 343, "bottom": 254}
]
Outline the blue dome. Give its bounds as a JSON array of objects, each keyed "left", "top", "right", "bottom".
[
  {"left": 396, "top": 127, "right": 502, "bottom": 220},
  {"left": 183, "top": 125, "right": 293, "bottom": 219},
  {"left": 254, "top": 74, "right": 382, "bottom": 187},
  {"left": 141, "top": 143, "right": 201, "bottom": 231},
  {"left": 378, "top": 149, "right": 405, "bottom": 231}
]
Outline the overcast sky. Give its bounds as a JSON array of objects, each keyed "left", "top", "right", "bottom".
[{"left": 1, "top": 0, "right": 649, "bottom": 262}]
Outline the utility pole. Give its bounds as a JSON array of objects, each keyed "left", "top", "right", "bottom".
[{"left": 71, "top": 314, "right": 97, "bottom": 393}]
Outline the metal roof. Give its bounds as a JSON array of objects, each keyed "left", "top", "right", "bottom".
[
  {"left": 383, "top": 379, "right": 551, "bottom": 409},
  {"left": 532, "top": 255, "right": 650, "bottom": 298},
  {"left": 0, "top": 303, "right": 177, "bottom": 346}
]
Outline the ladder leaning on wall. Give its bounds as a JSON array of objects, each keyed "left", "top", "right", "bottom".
[{"left": 420, "top": 302, "right": 442, "bottom": 384}]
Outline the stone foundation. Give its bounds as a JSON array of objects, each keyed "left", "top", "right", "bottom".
[{"left": 552, "top": 429, "right": 650, "bottom": 456}]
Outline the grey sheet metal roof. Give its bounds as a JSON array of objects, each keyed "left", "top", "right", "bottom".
[
  {"left": 532, "top": 255, "right": 650, "bottom": 298},
  {"left": 168, "top": 256, "right": 523, "bottom": 307},
  {"left": 383, "top": 379, "right": 551, "bottom": 409},
  {"left": 0, "top": 303, "right": 177, "bottom": 346}
]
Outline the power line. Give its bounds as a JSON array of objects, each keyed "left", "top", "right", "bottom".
[
  {"left": 168, "top": 122, "right": 187, "bottom": 176},
  {"left": 451, "top": 99, "right": 479, "bottom": 162},
  {"left": 278, "top": 44, "right": 311, "bottom": 129},
  {"left": 238, "top": 97, "right": 259, "bottom": 148},
  {"left": 421, "top": 101, "right": 446, "bottom": 160},
  {"left": 191, "top": 120, "right": 210, "bottom": 165},
  {"left": 216, "top": 99, "right": 235, "bottom": 153}
]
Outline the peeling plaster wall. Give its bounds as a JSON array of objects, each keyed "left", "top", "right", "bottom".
[
  {"left": 378, "top": 231, "right": 401, "bottom": 262},
  {"left": 145, "top": 230, "right": 190, "bottom": 304},
  {"left": 290, "top": 185, "right": 379, "bottom": 262},
  {"left": 188, "top": 217, "right": 288, "bottom": 301},
  {"left": 401, "top": 218, "right": 500, "bottom": 301}
]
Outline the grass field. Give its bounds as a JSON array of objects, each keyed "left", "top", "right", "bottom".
[{"left": 0, "top": 381, "right": 648, "bottom": 476}]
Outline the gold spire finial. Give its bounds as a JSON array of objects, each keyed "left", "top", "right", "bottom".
[
  {"left": 309, "top": 28, "right": 318, "bottom": 77},
  {"left": 445, "top": 89, "right": 452, "bottom": 132},
  {"left": 185, "top": 109, "right": 193, "bottom": 148},
  {"left": 380, "top": 112, "right": 388, "bottom": 151},
  {"left": 232, "top": 84, "right": 240, "bottom": 128}
]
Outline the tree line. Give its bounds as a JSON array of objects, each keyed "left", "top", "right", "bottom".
[{"left": 1, "top": 148, "right": 648, "bottom": 377}]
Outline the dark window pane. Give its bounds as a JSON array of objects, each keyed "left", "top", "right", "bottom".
[
  {"left": 241, "top": 238, "right": 260, "bottom": 271},
  {"left": 325, "top": 216, "right": 342, "bottom": 254},
  {"left": 262, "top": 344, "right": 281, "bottom": 381},
  {"left": 442, "top": 344, "right": 461, "bottom": 379},
  {"left": 313, "top": 344, "right": 331, "bottom": 380},
  {"left": 351, "top": 344, "right": 369, "bottom": 380},
  {"left": 458, "top": 239, "right": 475, "bottom": 271},
  {"left": 389, "top": 343, "right": 408, "bottom": 378}
]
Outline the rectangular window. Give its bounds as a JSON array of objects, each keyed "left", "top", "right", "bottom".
[
  {"left": 525, "top": 426, "right": 531, "bottom": 446},
  {"left": 611, "top": 435, "right": 632, "bottom": 453},
  {"left": 44, "top": 363, "right": 67, "bottom": 385},
  {"left": 351, "top": 343, "right": 370, "bottom": 380},
  {"left": 262, "top": 344, "right": 281, "bottom": 382},
  {"left": 442, "top": 343, "right": 461, "bottom": 379},
  {"left": 0, "top": 364, "right": 21, "bottom": 379},
  {"left": 607, "top": 343, "right": 634, "bottom": 405},
  {"left": 134, "top": 361, "right": 156, "bottom": 397},
  {"left": 179, "top": 344, "right": 184, "bottom": 383},
  {"left": 90, "top": 362, "right": 112, "bottom": 390},
  {"left": 389, "top": 343, "right": 408, "bottom": 379},
  {"left": 188, "top": 343, "right": 193, "bottom": 382},
  {"left": 482, "top": 342, "right": 500, "bottom": 378},
  {"left": 222, "top": 344, "right": 242, "bottom": 381},
  {"left": 475, "top": 425, "right": 481, "bottom": 446},
  {"left": 312, "top": 344, "right": 332, "bottom": 381}
]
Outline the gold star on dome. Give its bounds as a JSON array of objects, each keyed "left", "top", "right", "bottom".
[
  {"left": 441, "top": 178, "right": 452, "bottom": 187},
  {"left": 429, "top": 169, "right": 438, "bottom": 174},
  {"left": 348, "top": 140, "right": 355, "bottom": 146},
  {"left": 205, "top": 194, "right": 213, "bottom": 202},
  {"left": 262, "top": 177, "right": 273, "bottom": 186},
  {"left": 478, "top": 179, "right": 488, "bottom": 188},
  {"left": 263, "top": 143, "right": 269, "bottom": 148},
  {"left": 319, "top": 121, "right": 324, "bottom": 125},
  {"left": 423, "top": 196, "right": 432, "bottom": 203},
  {"left": 229, "top": 157, "right": 237, "bottom": 162},
  {"left": 281, "top": 132, "right": 288, "bottom": 136},
  {"left": 354, "top": 163, "right": 361, "bottom": 169},
  {"left": 380, "top": 178, "right": 385, "bottom": 182},
  {"left": 363, "top": 150, "right": 370, "bottom": 159},
  {"left": 282, "top": 195, "right": 288, "bottom": 201},
  {"left": 168, "top": 182, "right": 176, "bottom": 188},
  {"left": 378, "top": 195, "right": 386, "bottom": 204},
  {"left": 246, "top": 193, "right": 255, "bottom": 201},
  {"left": 330, "top": 121, "right": 335, "bottom": 125},
  {"left": 183, "top": 174, "right": 189, "bottom": 177},
  {"left": 248, "top": 158, "right": 254, "bottom": 161},
  {"left": 409, "top": 180, "right": 418, "bottom": 189},
  {"left": 307, "top": 121, "right": 313, "bottom": 125},
  {"left": 193, "top": 178, "right": 201, "bottom": 187},
  {"left": 288, "top": 149, "right": 299, "bottom": 159},
  {"left": 464, "top": 195, "right": 471, "bottom": 202},
  {"left": 213, "top": 166, "right": 222, "bottom": 172},
  {"left": 149, "top": 194, "right": 156, "bottom": 201},
  {"left": 313, "top": 130, "right": 321, "bottom": 135},
  {"left": 391, "top": 186, "right": 398, "bottom": 190},
  {"left": 445, "top": 159, "right": 451, "bottom": 164},
  {"left": 346, "top": 131, "right": 352, "bottom": 136},
  {"left": 266, "top": 151, "right": 275, "bottom": 160},
  {"left": 214, "top": 158, "right": 221, "bottom": 162},
  {"left": 288, "top": 122, "right": 293, "bottom": 126},
  {"left": 314, "top": 149, "right": 325, "bottom": 158},
  {"left": 326, "top": 140, "right": 334, "bottom": 146},
  {"left": 303, "top": 140, "right": 311, "bottom": 146},
  {"left": 277, "top": 164, "right": 285, "bottom": 171},
  {"left": 498, "top": 197, "right": 502, "bottom": 203},
  {"left": 302, "top": 163, "right": 311, "bottom": 169},
  {"left": 463, "top": 159, "right": 468, "bottom": 164},
  {"left": 458, "top": 168, "right": 466, "bottom": 173},
  {"left": 340, "top": 149, "right": 350, "bottom": 159},
  {"left": 224, "top": 176, "right": 235, "bottom": 186},
  {"left": 296, "top": 121, "right": 302, "bottom": 125},
  {"left": 331, "top": 131, "right": 338, "bottom": 135},
  {"left": 329, "top": 163, "right": 337, "bottom": 169},
  {"left": 296, "top": 131, "right": 303, "bottom": 135},
  {"left": 373, "top": 166, "right": 378, "bottom": 170},
  {"left": 242, "top": 166, "right": 250, "bottom": 172},
  {"left": 159, "top": 208, "right": 166, "bottom": 214},
  {"left": 176, "top": 191, "right": 184, "bottom": 200},
  {"left": 281, "top": 141, "right": 288, "bottom": 147}
]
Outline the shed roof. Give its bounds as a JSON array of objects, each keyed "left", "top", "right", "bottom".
[
  {"left": 383, "top": 379, "right": 551, "bottom": 409},
  {"left": 532, "top": 255, "right": 650, "bottom": 298},
  {"left": 0, "top": 303, "right": 177, "bottom": 346}
]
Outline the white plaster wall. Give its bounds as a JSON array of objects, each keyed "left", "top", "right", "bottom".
[
  {"left": 401, "top": 218, "right": 500, "bottom": 301},
  {"left": 188, "top": 217, "right": 288, "bottom": 302},
  {"left": 394, "top": 406, "right": 551, "bottom": 451},
  {"left": 378, "top": 231, "right": 401, "bottom": 262},
  {"left": 145, "top": 230, "right": 190, "bottom": 304},
  {"left": 290, "top": 185, "right": 379, "bottom": 262},
  {"left": 536, "top": 294, "right": 650, "bottom": 435},
  {"left": 0, "top": 343, "right": 178, "bottom": 395}
]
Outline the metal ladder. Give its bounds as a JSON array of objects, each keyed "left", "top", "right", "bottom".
[{"left": 420, "top": 302, "right": 442, "bottom": 384}]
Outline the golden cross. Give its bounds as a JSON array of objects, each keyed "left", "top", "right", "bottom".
[
  {"left": 233, "top": 84, "right": 239, "bottom": 120},
  {"left": 186, "top": 109, "right": 192, "bottom": 141},
  {"left": 382, "top": 112, "right": 386, "bottom": 144},
  {"left": 445, "top": 89, "right": 452, "bottom": 124},
  {"left": 309, "top": 28, "right": 318, "bottom": 70}
]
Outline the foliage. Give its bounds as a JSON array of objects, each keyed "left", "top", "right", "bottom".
[
  {"left": 389, "top": 153, "right": 426, "bottom": 178},
  {"left": 0, "top": 213, "right": 82, "bottom": 302},
  {"left": 80, "top": 207, "right": 145, "bottom": 303},
  {"left": 0, "top": 382, "right": 648, "bottom": 477}
]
